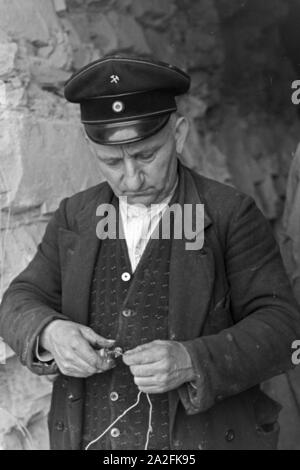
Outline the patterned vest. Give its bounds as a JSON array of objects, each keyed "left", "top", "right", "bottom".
[{"left": 82, "top": 196, "right": 175, "bottom": 450}]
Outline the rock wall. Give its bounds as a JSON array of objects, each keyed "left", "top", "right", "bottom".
[
  {"left": 0, "top": 0, "right": 103, "bottom": 450},
  {"left": 0, "top": 0, "right": 299, "bottom": 449}
]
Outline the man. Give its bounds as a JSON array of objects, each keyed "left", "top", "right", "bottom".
[{"left": 0, "top": 56, "right": 299, "bottom": 450}]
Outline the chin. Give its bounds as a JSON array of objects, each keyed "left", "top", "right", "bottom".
[{"left": 126, "top": 194, "right": 156, "bottom": 206}]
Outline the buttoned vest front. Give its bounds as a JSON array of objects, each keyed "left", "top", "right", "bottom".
[{"left": 82, "top": 196, "right": 175, "bottom": 450}]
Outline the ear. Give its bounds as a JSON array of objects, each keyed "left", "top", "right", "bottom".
[{"left": 174, "top": 116, "right": 189, "bottom": 154}]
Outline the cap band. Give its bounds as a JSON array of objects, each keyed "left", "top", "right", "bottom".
[{"left": 80, "top": 90, "right": 177, "bottom": 124}]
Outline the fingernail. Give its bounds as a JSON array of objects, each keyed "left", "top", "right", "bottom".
[{"left": 99, "top": 348, "right": 105, "bottom": 357}]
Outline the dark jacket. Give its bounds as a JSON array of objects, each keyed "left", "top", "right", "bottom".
[{"left": 0, "top": 162, "right": 299, "bottom": 450}]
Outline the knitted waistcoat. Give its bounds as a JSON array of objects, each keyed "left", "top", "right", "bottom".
[{"left": 82, "top": 199, "right": 173, "bottom": 450}]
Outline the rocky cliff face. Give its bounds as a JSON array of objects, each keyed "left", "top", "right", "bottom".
[{"left": 0, "top": 0, "right": 299, "bottom": 449}]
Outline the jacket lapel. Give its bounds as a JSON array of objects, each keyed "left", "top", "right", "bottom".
[
  {"left": 62, "top": 183, "right": 113, "bottom": 325},
  {"left": 169, "top": 163, "right": 214, "bottom": 340},
  {"left": 168, "top": 163, "right": 215, "bottom": 436}
]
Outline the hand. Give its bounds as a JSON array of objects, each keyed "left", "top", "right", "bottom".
[
  {"left": 122, "top": 340, "right": 195, "bottom": 393},
  {"left": 40, "top": 320, "right": 116, "bottom": 378}
]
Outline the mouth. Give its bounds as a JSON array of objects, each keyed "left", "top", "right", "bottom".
[{"left": 123, "top": 191, "right": 153, "bottom": 197}]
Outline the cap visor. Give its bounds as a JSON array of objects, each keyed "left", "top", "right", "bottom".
[{"left": 85, "top": 114, "right": 171, "bottom": 145}]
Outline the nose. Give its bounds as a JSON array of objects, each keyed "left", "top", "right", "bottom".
[{"left": 123, "top": 158, "right": 143, "bottom": 192}]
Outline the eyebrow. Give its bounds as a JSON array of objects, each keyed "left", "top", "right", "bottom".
[
  {"left": 99, "top": 146, "right": 160, "bottom": 161},
  {"left": 126, "top": 145, "right": 161, "bottom": 157},
  {"left": 96, "top": 154, "right": 116, "bottom": 162}
]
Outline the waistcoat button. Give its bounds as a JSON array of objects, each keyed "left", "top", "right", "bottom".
[
  {"left": 55, "top": 421, "right": 65, "bottom": 432},
  {"left": 121, "top": 272, "right": 131, "bottom": 282},
  {"left": 225, "top": 429, "right": 235, "bottom": 442},
  {"left": 111, "top": 427, "right": 120, "bottom": 438},
  {"left": 110, "top": 391, "right": 119, "bottom": 402},
  {"left": 122, "top": 308, "right": 134, "bottom": 318}
]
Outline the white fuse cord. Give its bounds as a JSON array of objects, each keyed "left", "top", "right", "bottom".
[{"left": 85, "top": 390, "right": 153, "bottom": 451}]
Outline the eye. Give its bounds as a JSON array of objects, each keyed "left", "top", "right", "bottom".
[
  {"left": 138, "top": 152, "right": 155, "bottom": 161},
  {"left": 105, "top": 159, "right": 122, "bottom": 166}
]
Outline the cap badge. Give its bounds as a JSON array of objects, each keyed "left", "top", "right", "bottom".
[
  {"left": 110, "top": 75, "right": 120, "bottom": 84},
  {"left": 112, "top": 100, "right": 125, "bottom": 113}
]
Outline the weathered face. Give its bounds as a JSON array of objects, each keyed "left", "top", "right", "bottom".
[{"left": 87, "top": 115, "right": 188, "bottom": 206}]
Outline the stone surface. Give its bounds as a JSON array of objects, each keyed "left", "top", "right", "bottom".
[
  {"left": 0, "top": 221, "right": 48, "bottom": 297},
  {"left": 131, "top": 0, "right": 177, "bottom": 29},
  {"left": 0, "top": 356, "right": 52, "bottom": 450},
  {"left": 0, "top": 113, "right": 103, "bottom": 212},
  {"left": 106, "top": 11, "right": 151, "bottom": 55},
  {"left": 0, "top": 0, "right": 61, "bottom": 45},
  {"left": 53, "top": 0, "right": 67, "bottom": 13},
  {"left": 29, "top": 57, "right": 70, "bottom": 90},
  {"left": 0, "top": 42, "right": 17, "bottom": 77},
  {"left": 88, "top": 13, "right": 118, "bottom": 56}
]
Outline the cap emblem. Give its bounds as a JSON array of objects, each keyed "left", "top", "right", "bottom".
[
  {"left": 110, "top": 74, "right": 120, "bottom": 84},
  {"left": 112, "top": 100, "right": 125, "bottom": 113}
]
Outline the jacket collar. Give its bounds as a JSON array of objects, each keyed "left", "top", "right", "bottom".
[
  {"left": 75, "top": 159, "right": 213, "bottom": 235},
  {"left": 176, "top": 161, "right": 212, "bottom": 234},
  {"left": 76, "top": 181, "right": 114, "bottom": 234}
]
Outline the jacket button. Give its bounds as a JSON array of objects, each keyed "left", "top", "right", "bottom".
[
  {"left": 68, "top": 393, "right": 74, "bottom": 401},
  {"left": 110, "top": 391, "right": 119, "bottom": 402},
  {"left": 55, "top": 421, "right": 65, "bottom": 432},
  {"left": 225, "top": 429, "right": 235, "bottom": 442},
  {"left": 111, "top": 427, "right": 120, "bottom": 438}
]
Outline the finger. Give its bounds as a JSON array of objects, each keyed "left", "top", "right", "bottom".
[
  {"left": 63, "top": 335, "right": 105, "bottom": 371},
  {"left": 133, "top": 376, "right": 157, "bottom": 387},
  {"left": 124, "top": 342, "right": 154, "bottom": 356},
  {"left": 73, "top": 356, "right": 99, "bottom": 374},
  {"left": 80, "top": 327, "right": 116, "bottom": 349},
  {"left": 129, "top": 364, "right": 159, "bottom": 377},
  {"left": 136, "top": 382, "right": 171, "bottom": 394},
  {"left": 136, "top": 384, "right": 165, "bottom": 394},
  {"left": 57, "top": 356, "right": 97, "bottom": 377},
  {"left": 123, "top": 347, "right": 163, "bottom": 366},
  {"left": 69, "top": 341, "right": 116, "bottom": 372}
]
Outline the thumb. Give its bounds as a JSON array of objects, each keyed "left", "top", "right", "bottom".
[
  {"left": 80, "top": 326, "right": 115, "bottom": 349},
  {"left": 124, "top": 342, "right": 150, "bottom": 355}
]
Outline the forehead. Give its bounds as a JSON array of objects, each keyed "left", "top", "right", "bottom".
[{"left": 92, "top": 119, "right": 174, "bottom": 158}]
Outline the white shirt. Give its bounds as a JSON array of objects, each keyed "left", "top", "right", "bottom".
[{"left": 119, "top": 180, "right": 178, "bottom": 272}]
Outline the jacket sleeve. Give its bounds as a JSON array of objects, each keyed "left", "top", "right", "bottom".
[
  {"left": 180, "top": 194, "right": 300, "bottom": 414},
  {"left": 0, "top": 198, "right": 71, "bottom": 375}
]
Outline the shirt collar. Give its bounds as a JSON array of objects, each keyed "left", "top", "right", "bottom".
[{"left": 119, "top": 176, "right": 178, "bottom": 219}]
